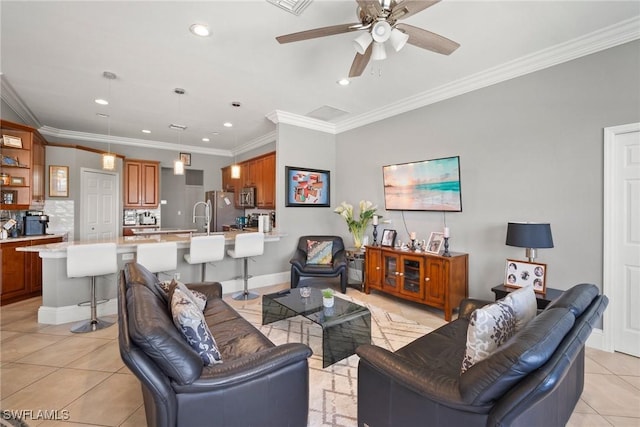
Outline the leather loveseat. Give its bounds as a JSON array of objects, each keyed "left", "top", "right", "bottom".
[
  {"left": 356, "top": 283, "right": 608, "bottom": 427},
  {"left": 117, "top": 262, "right": 312, "bottom": 427}
]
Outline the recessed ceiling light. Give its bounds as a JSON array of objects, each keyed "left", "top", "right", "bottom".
[
  {"left": 202, "top": 137, "right": 210, "bottom": 142},
  {"left": 189, "top": 24, "right": 210, "bottom": 37},
  {"left": 337, "top": 78, "right": 350, "bottom": 86},
  {"left": 95, "top": 98, "right": 108, "bottom": 105},
  {"left": 223, "top": 122, "right": 233, "bottom": 128},
  {"left": 142, "top": 129, "right": 151, "bottom": 134}
]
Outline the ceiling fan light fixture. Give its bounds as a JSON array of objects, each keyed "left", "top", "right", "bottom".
[
  {"left": 353, "top": 31, "right": 373, "bottom": 55},
  {"left": 390, "top": 28, "right": 409, "bottom": 52},
  {"left": 371, "top": 41, "right": 387, "bottom": 61},
  {"left": 371, "top": 21, "right": 392, "bottom": 43}
]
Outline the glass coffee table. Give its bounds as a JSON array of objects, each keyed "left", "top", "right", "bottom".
[{"left": 262, "top": 288, "right": 371, "bottom": 368}]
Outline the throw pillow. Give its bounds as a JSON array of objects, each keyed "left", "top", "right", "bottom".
[
  {"left": 461, "top": 301, "right": 517, "bottom": 373},
  {"left": 170, "top": 287, "right": 222, "bottom": 366},
  {"left": 162, "top": 279, "right": 207, "bottom": 312},
  {"left": 306, "top": 240, "right": 333, "bottom": 265},
  {"left": 503, "top": 285, "right": 537, "bottom": 331}
]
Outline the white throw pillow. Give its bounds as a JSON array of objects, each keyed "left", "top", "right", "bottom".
[
  {"left": 461, "top": 301, "right": 517, "bottom": 373},
  {"left": 503, "top": 285, "right": 537, "bottom": 331}
]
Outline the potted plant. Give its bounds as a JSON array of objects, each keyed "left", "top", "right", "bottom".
[{"left": 322, "top": 288, "right": 334, "bottom": 308}]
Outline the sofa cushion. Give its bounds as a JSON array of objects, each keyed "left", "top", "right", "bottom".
[
  {"left": 306, "top": 239, "right": 333, "bottom": 265},
  {"left": 545, "top": 283, "right": 599, "bottom": 317},
  {"left": 461, "top": 301, "right": 517, "bottom": 373},
  {"left": 503, "top": 285, "right": 537, "bottom": 331},
  {"left": 170, "top": 287, "right": 222, "bottom": 366},
  {"left": 459, "top": 307, "right": 575, "bottom": 405}
]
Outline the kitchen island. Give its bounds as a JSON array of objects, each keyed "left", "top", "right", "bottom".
[{"left": 20, "top": 230, "right": 286, "bottom": 324}]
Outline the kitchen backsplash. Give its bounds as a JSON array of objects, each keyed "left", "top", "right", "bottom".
[{"left": 44, "top": 199, "right": 75, "bottom": 241}]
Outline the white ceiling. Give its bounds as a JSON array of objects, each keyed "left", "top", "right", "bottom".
[{"left": 1, "top": 1, "right": 639, "bottom": 158}]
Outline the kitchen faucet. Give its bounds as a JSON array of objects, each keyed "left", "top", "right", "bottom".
[{"left": 192, "top": 200, "right": 212, "bottom": 235}]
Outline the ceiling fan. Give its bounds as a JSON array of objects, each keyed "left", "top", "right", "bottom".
[{"left": 276, "top": 0, "right": 460, "bottom": 78}]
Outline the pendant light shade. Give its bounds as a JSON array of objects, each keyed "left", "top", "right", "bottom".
[
  {"left": 371, "top": 41, "right": 387, "bottom": 61},
  {"left": 389, "top": 28, "right": 409, "bottom": 52},
  {"left": 231, "top": 164, "right": 241, "bottom": 179},
  {"left": 102, "top": 153, "right": 116, "bottom": 170},
  {"left": 174, "top": 159, "right": 185, "bottom": 175},
  {"left": 371, "top": 21, "right": 392, "bottom": 43},
  {"left": 353, "top": 31, "right": 373, "bottom": 55}
]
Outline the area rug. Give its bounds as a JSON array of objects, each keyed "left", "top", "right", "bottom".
[{"left": 234, "top": 294, "right": 434, "bottom": 427}]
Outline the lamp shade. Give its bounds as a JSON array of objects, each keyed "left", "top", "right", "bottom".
[
  {"left": 506, "top": 222, "right": 554, "bottom": 248},
  {"left": 174, "top": 159, "right": 185, "bottom": 175},
  {"left": 353, "top": 31, "right": 373, "bottom": 55},
  {"left": 389, "top": 28, "right": 409, "bottom": 52},
  {"left": 371, "top": 41, "right": 387, "bottom": 61}
]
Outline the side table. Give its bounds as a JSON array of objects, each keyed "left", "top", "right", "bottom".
[
  {"left": 491, "top": 284, "right": 564, "bottom": 310},
  {"left": 345, "top": 247, "right": 366, "bottom": 291}
]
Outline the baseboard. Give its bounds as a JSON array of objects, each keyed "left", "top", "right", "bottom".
[
  {"left": 586, "top": 328, "right": 606, "bottom": 351},
  {"left": 219, "top": 271, "right": 289, "bottom": 295},
  {"left": 38, "top": 300, "right": 118, "bottom": 325}
]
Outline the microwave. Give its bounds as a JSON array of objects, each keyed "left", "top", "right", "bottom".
[{"left": 239, "top": 187, "right": 255, "bottom": 208}]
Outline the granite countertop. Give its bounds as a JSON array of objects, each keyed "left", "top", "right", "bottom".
[{"left": 0, "top": 233, "right": 67, "bottom": 244}]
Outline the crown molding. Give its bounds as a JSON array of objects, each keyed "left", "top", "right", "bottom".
[
  {"left": 266, "top": 110, "right": 337, "bottom": 134},
  {"left": 233, "top": 131, "right": 277, "bottom": 156},
  {"left": 38, "top": 126, "right": 232, "bottom": 157},
  {"left": 334, "top": 15, "right": 640, "bottom": 133},
  {"left": 0, "top": 74, "right": 42, "bottom": 128}
]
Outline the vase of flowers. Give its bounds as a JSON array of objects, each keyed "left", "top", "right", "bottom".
[{"left": 334, "top": 200, "right": 378, "bottom": 249}]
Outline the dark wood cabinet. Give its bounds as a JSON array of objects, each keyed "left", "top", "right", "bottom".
[
  {"left": 124, "top": 159, "right": 159, "bottom": 208},
  {"left": 1, "top": 236, "right": 63, "bottom": 305},
  {"left": 365, "top": 246, "right": 468, "bottom": 321},
  {"left": 222, "top": 152, "right": 275, "bottom": 209}
]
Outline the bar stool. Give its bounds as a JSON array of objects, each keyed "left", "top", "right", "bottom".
[
  {"left": 184, "top": 234, "right": 225, "bottom": 281},
  {"left": 227, "top": 232, "right": 264, "bottom": 300},
  {"left": 136, "top": 241, "right": 177, "bottom": 278},
  {"left": 67, "top": 242, "right": 118, "bottom": 333}
]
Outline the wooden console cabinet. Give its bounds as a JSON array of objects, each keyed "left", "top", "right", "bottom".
[{"left": 365, "top": 246, "right": 468, "bottom": 321}]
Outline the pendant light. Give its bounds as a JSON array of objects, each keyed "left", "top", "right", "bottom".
[
  {"left": 101, "top": 71, "right": 117, "bottom": 171},
  {"left": 173, "top": 88, "right": 185, "bottom": 175},
  {"left": 230, "top": 102, "right": 241, "bottom": 179}
]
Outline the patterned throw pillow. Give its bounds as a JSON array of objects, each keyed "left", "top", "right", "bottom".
[
  {"left": 503, "top": 285, "right": 537, "bottom": 331},
  {"left": 170, "top": 287, "right": 222, "bottom": 366},
  {"left": 159, "top": 279, "right": 207, "bottom": 312},
  {"left": 461, "top": 301, "right": 517, "bottom": 373},
  {"left": 306, "top": 240, "right": 333, "bottom": 265}
]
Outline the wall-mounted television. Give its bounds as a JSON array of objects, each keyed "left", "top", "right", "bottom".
[{"left": 382, "top": 156, "right": 462, "bottom": 212}]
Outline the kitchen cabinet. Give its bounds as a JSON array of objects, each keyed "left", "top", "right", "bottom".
[
  {"left": 256, "top": 153, "right": 275, "bottom": 208},
  {"left": 1, "top": 119, "right": 47, "bottom": 210},
  {"left": 365, "top": 246, "right": 468, "bottom": 321},
  {"left": 0, "top": 236, "right": 64, "bottom": 305},
  {"left": 124, "top": 159, "right": 159, "bottom": 208},
  {"left": 221, "top": 165, "right": 239, "bottom": 192}
]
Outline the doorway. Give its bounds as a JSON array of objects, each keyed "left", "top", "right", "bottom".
[
  {"left": 603, "top": 123, "right": 640, "bottom": 357},
  {"left": 79, "top": 168, "right": 119, "bottom": 241}
]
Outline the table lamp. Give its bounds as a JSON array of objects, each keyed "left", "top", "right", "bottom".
[{"left": 506, "top": 222, "right": 554, "bottom": 262}]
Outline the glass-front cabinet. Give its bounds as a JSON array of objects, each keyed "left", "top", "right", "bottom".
[{"left": 381, "top": 251, "right": 426, "bottom": 299}]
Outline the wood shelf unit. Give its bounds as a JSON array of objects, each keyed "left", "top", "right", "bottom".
[{"left": 365, "top": 246, "right": 468, "bottom": 321}]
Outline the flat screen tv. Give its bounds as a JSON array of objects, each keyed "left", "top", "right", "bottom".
[{"left": 382, "top": 156, "right": 462, "bottom": 212}]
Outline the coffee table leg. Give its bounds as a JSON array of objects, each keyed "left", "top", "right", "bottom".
[
  {"left": 322, "top": 311, "right": 371, "bottom": 368},
  {"left": 262, "top": 296, "right": 299, "bottom": 325}
]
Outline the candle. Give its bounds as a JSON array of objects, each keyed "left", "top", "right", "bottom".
[
  {"left": 373, "top": 215, "right": 378, "bottom": 225},
  {"left": 444, "top": 227, "right": 450, "bottom": 238},
  {"left": 410, "top": 231, "right": 416, "bottom": 240}
]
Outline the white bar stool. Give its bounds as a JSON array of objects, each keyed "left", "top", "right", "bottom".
[
  {"left": 227, "top": 232, "right": 264, "bottom": 300},
  {"left": 184, "top": 234, "right": 225, "bottom": 281},
  {"left": 136, "top": 242, "right": 177, "bottom": 278},
  {"left": 66, "top": 242, "right": 118, "bottom": 333}
]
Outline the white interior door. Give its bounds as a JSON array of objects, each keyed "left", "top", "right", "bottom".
[
  {"left": 604, "top": 123, "right": 640, "bottom": 357},
  {"left": 80, "top": 168, "right": 119, "bottom": 241}
]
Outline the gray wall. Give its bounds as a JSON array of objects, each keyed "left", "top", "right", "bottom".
[{"left": 334, "top": 40, "right": 640, "bottom": 300}]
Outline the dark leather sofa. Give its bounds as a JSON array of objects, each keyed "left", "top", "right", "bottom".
[
  {"left": 356, "top": 283, "right": 608, "bottom": 427},
  {"left": 117, "top": 262, "right": 312, "bottom": 427},
  {"left": 290, "top": 235, "right": 348, "bottom": 293}
]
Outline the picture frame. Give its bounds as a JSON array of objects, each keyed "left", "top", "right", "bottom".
[
  {"left": 504, "top": 259, "right": 547, "bottom": 294},
  {"left": 285, "top": 166, "right": 330, "bottom": 207},
  {"left": 2, "top": 135, "right": 23, "bottom": 149},
  {"left": 381, "top": 229, "right": 397, "bottom": 247},
  {"left": 1, "top": 189, "right": 17, "bottom": 204},
  {"left": 425, "top": 231, "right": 444, "bottom": 254},
  {"left": 10, "top": 176, "right": 25, "bottom": 185},
  {"left": 180, "top": 152, "right": 191, "bottom": 166},
  {"left": 49, "top": 165, "right": 69, "bottom": 197}
]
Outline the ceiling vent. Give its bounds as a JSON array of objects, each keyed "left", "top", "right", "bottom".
[
  {"left": 169, "top": 123, "right": 187, "bottom": 131},
  {"left": 306, "top": 105, "right": 349, "bottom": 122},
  {"left": 266, "top": 0, "right": 313, "bottom": 16}
]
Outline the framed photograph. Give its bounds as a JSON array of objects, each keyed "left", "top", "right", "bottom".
[
  {"left": 425, "top": 232, "right": 444, "bottom": 254},
  {"left": 2, "top": 135, "right": 23, "bottom": 148},
  {"left": 381, "top": 229, "right": 397, "bottom": 247},
  {"left": 285, "top": 166, "right": 330, "bottom": 207},
  {"left": 10, "top": 176, "right": 25, "bottom": 185},
  {"left": 504, "top": 259, "right": 547, "bottom": 294},
  {"left": 180, "top": 152, "right": 191, "bottom": 166},
  {"left": 49, "top": 165, "right": 69, "bottom": 197}
]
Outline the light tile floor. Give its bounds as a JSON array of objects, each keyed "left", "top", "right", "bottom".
[{"left": 1, "top": 282, "right": 638, "bottom": 426}]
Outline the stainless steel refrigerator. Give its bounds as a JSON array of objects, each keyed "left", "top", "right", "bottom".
[{"left": 205, "top": 191, "right": 244, "bottom": 232}]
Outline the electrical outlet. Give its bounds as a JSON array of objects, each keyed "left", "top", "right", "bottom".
[
  {"left": 122, "top": 253, "right": 134, "bottom": 261},
  {"left": 174, "top": 272, "right": 180, "bottom": 280}
]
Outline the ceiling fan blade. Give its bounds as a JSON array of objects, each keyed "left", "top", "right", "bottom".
[
  {"left": 276, "top": 23, "right": 361, "bottom": 44},
  {"left": 395, "top": 23, "right": 460, "bottom": 55},
  {"left": 356, "top": 0, "right": 383, "bottom": 19},
  {"left": 349, "top": 45, "right": 373, "bottom": 77},
  {"left": 390, "top": 0, "right": 440, "bottom": 21}
]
